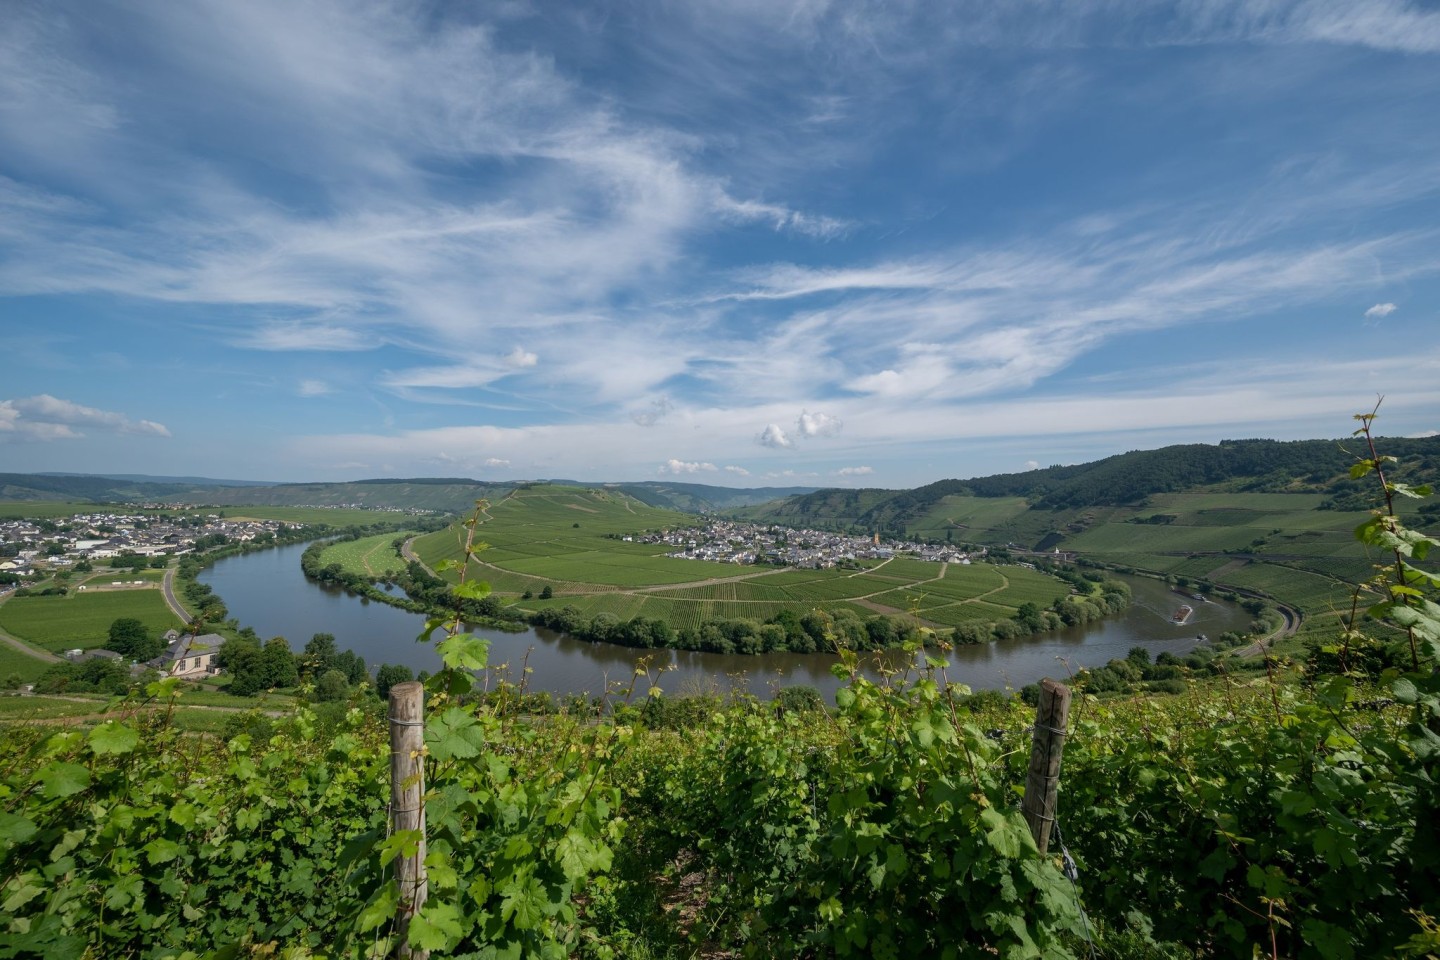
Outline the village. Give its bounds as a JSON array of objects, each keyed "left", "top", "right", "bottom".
[
  {"left": 0, "top": 511, "right": 302, "bottom": 582},
  {"left": 632, "top": 519, "right": 983, "bottom": 569}
]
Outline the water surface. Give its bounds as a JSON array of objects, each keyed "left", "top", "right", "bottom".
[{"left": 201, "top": 543, "right": 1252, "bottom": 698}]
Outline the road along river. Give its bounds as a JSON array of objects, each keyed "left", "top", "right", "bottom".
[{"left": 201, "top": 542, "right": 1254, "bottom": 699}]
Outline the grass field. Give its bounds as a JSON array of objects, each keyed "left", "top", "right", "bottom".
[
  {"left": 0, "top": 644, "right": 51, "bottom": 683},
  {"left": 0, "top": 591, "right": 183, "bottom": 652},
  {"left": 319, "top": 532, "right": 411, "bottom": 577}
]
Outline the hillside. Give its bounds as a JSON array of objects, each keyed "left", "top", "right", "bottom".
[
  {"left": 404, "top": 484, "right": 1075, "bottom": 643},
  {"left": 0, "top": 472, "right": 811, "bottom": 514},
  {"left": 737, "top": 435, "right": 1440, "bottom": 646},
  {"left": 745, "top": 435, "right": 1440, "bottom": 531}
]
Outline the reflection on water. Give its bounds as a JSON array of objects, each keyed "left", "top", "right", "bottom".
[{"left": 201, "top": 543, "right": 1254, "bottom": 699}]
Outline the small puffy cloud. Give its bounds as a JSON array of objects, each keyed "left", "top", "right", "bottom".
[
  {"left": 298, "top": 379, "right": 333, "bottom": 397},
  {"left": 757, "top": 423, "right": 793, "bottom": 448},
  {"left": 1024, "top": 460, "right": 1041, "bottom": 470},
  {"left": 1364, "top": 302, "right": 1397, "bottom": 321},
  {"left": 0, "top": 394, "right": 170, "bottom": 441},
  {"left": 660, "top": 459, "right": 718, "bottom": 474},
  {"left": 484, "top": 457, "right": 511, "bottom": 467},
  {"left": 764, "top": 469, "right": 819, "bottom": 479},
  {"left": 797, "top": 410, "right": 842, "bottom": 438},
  {"left": 836, "top": 466, "right": 873, "bottom": 477},
  {"left": 724, "top": 465, "right": 751, "bottom": 476},
  {"left": 1407, "top": 430, "right": 1438, "bottom": 439},
  {"left": 505, "top": 346, "right": 538, "bottom": 368}
]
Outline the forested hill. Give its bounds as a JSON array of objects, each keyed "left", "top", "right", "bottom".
[
  {"left": 0, "top": 472, "right": 815, "bottom": 514},
  {"left": 744, "top": 435, "right": 1440, "bottom": 529}
]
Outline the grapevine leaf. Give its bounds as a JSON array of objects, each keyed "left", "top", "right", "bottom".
[
  {"left": 435, "top": 632, "right": 490, "bottom": 671},
  {"left": 87, "top": 721, "right": 140, "bottom": 756},
  {"left": 980, "top": 807, "right": 1024, "bottom": 859},
  {"left": 500, "top": 875, "right": 548, "bottom": 930},
  {"left": 0, "top": 811, "right": 38, "bottom": 846},
  {"left": 356, "top": 881, "right": 399, "bottom": 934},
  {"left": 452, "top": 579, "right": 491, "bottom": 601},
  {"left": 144, "top": 838, "right": 185, "bottom": 865},
  {"left": 408, "top": 900, "right": 463, "bottom": 951},
  {"left": 426, "top": 707, "right": 486, "bottom": 761},
  {"left": 34, "top": 762, "right": 90, "bottom": 799}
]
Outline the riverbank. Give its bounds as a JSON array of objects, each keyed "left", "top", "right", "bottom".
[{"left": 201, "top": 542, "right": 1245, "bottom": 698}]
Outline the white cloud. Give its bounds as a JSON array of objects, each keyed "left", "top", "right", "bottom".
[
  {"left": 724, "top": 465, "right": 751, "bottom": 476},
  {"left": 1407, "top": 430, "right": 1438, "bottom": 438},
  {"left": 797, "top": 410, "right": 842, "bottom": 438},
  {"left": 0, "top": 394, "right": 170, "bottom": 441},
  {"left": 712, "top": 193, "right": 850, "bottom": 240},
  {"left": 298, "top": 379, "right": 332, "bottom": 397},
  {"left": 1364, "top": 302, "right": 1398, "bottom": 320},
  {"left": 505, "top": 346, "right": 538, "bottom": 368},
  {"left": 233, "top": 324, "right": 378, "bottom": 352},
  {"left": 757, "top": 423, "right": 793, "bottom": 448},
  {"left": 1024, "top": 459, "right": 1040, "bottom": 470},
  {"left": 484, "top": 457, "right": 511, "bottom": 467},
  {"left": 660, "top": 459, "right": 718, "bottom": 474},
  {"left": 836, "top": 465, "right": 872, "bottom": 476}
]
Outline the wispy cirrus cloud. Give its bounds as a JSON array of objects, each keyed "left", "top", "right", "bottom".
[{"left": 3, "top": 0, "right": 1440, "bottom": 482}]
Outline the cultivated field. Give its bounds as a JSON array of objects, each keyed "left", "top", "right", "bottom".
[
  {"left": 0, "top": 644, "right": 51, "bottom": 682},
  {"left": 411, "top": 486, "right": 1072, "bottom": 629},
  {"left": 0, "top": 590, "right": 183, "bottom": 653},
  {"left": 318, "top": 532, "right": 411, "bottom": 577}
]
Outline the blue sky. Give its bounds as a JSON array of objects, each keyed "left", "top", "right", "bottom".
[{"left": 2, "top": 0, "right": 1437, "bottom": 487}]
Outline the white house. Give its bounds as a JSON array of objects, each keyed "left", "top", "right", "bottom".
[{"left": 147, "top": 633, "right": 223, "bottom": 680}]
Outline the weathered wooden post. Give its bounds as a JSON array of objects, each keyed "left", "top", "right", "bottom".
[
  {"left": 389, "top": 681, "right": 428, "bottom": 959},
  {"left": 1021, "top": 678, "right": 1071, "bottom": 855}
]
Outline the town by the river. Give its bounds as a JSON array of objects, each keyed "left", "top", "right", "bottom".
[{"left": 201, "top": 541, "right": 1257, "bottom": 699}]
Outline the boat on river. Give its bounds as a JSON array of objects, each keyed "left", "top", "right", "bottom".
[{"left": 1172, "top": 604, "right": 1193, "bottom": 624}]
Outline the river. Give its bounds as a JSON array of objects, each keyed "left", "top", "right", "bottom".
[{"left": 200, "top": 543, "right": 1253, "bottom": 699}]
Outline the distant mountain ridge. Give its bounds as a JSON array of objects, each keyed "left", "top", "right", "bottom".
[
  {"left": 741, "top": 435, "right": 1440, "bottom": 531},
  {"left": 0, "top": 472, "right": 817, "bottom": 514},
  {"left": 6, "top": 435, "right": 1436, "bottom": 519}
]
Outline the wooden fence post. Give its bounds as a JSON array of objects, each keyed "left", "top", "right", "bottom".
[
  {"left": 1021, "top": 678, "right": 1071, "bottom": 856},
  {"left": 389, "top": 681, "right": 428, "bottom": 959}
]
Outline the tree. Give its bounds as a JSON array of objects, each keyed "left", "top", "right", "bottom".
[
  {"left": 333, "top": 649, "right": 367, "bottom": 686},
  {"left": 107, "top": 618, "right": 161, "bottom": 661},
  {"left": 259, "top": 638, "right": 299, "bottom": 689},
  {"left": 539, "top": 585, "right": 553, "bottom": 600},
  {"left": 304, "top": 633, "right": 337, "bottom": 674},
  {"left": 314, "top": 669, "right": 349, "bottom": 702},
  {"left": 217, "top": 636, "right": 265, "bottom": 696},
  {"left": 375, "top": 663, "right": 414, "bottom": 700}
]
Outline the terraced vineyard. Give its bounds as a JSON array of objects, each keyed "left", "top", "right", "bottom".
[{"left": 410, "top": 485, "right": 1071, "bottom": 629}]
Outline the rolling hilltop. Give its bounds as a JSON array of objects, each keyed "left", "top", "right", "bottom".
[
  {"left": 743, "top": 435, "right": 1440, "bottom": 531},
  {"left": 0, "top": 473, "right": 813, "bottom": 514}
]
